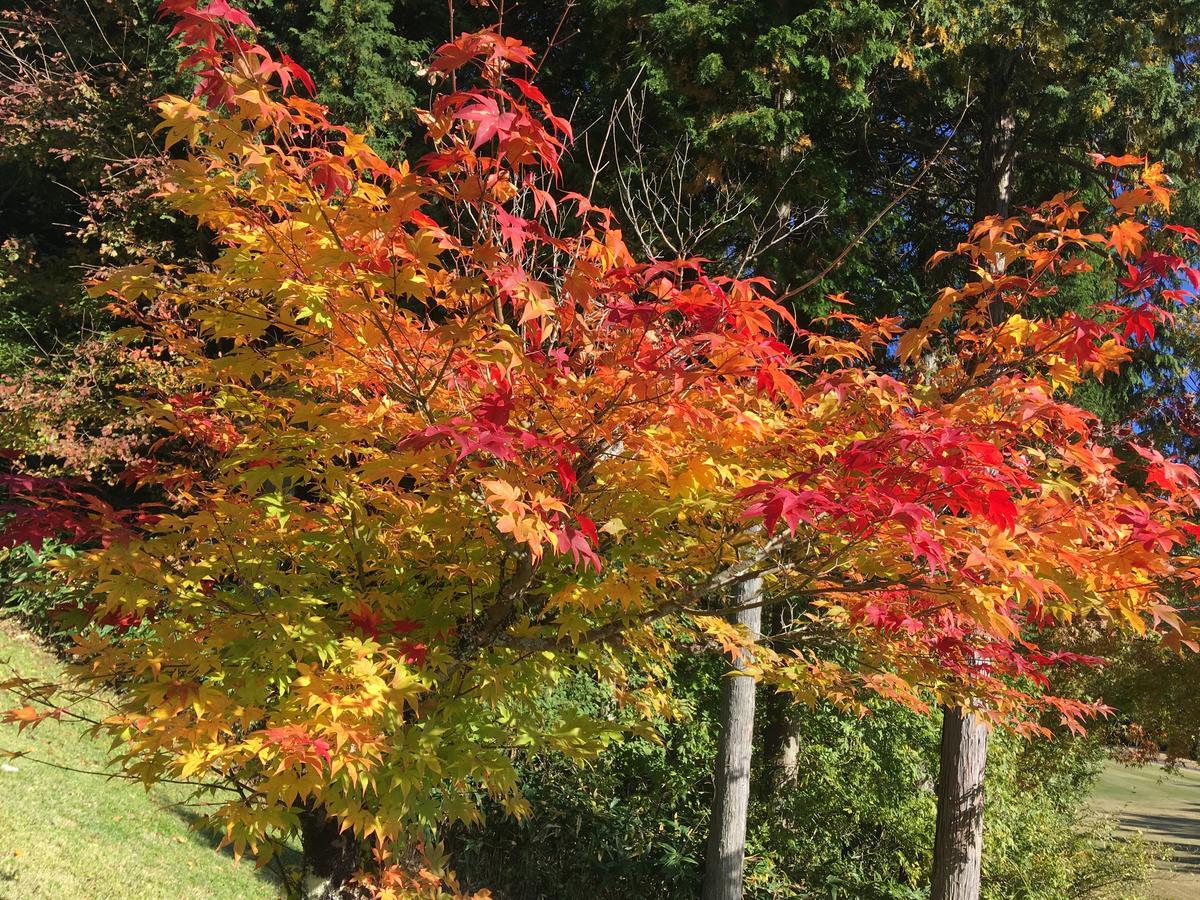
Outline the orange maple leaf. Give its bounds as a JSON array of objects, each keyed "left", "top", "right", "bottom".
[
  {"left": 1106, "top": 219, "right": 1147, "bottom": 259},
  {"left": 2, "top": 705, "right": 52, "bottom": 733},
  {"left": 1088, "top": 152, "right": 1146, "bottom": 168}
]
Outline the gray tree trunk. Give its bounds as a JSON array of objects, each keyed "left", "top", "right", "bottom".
[
  {"left": 930, "top": 54, "right": 1015, "bottom": 900},
  {"left": 930, "top": 706, "right": 989, "bottom": 900},
  {"left": 772, "top": 723, "right": 800, "bottom": 787},
  {"left": 761, "top": 690, "right": 801, "bottom": 795},
  {"left": 974, "top": 52, "right": 1017, "bottom": 323},
  {"left": 759, "top": 604, "right": 801, "bottom": 798},
  {"left": 702, "top": 576, "right": 763, "bottom": 900}
]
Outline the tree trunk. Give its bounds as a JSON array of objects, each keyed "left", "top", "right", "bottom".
[
  {"left": 930, "top": 53, "right": 1015, "bottom": 900},
  {"left": 930, "top": 707, "right": 989, "bottom": 900},
  {"left": 702, "top": 576, "right": 763, "bottom": 900},
  {"left": 760, "top": 690, "right": 801, "bottom": 796},
  {"left": 759, "top": 604, "right": 800, "bottom": 799},
  {"left": 301, "top": 806, "right": 364, "bottom": 900},
  {"left": 975, "top": 51, "right": 1017, "bottom": 323},
  {"left": 973, "top": 92, "right": 1016, "bottom": 223}
]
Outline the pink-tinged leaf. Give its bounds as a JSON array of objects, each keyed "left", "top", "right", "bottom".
[
  {"left": 554, "top": 524, "right": 601, "bottom": 572},
  {"left": 1131, "top": 444, "right": 1200, "bottom": 492},
  {"left": 457, "top": 96, "right": 517, "bottom": 150}
]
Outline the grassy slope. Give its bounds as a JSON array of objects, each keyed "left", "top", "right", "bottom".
[
  {"left": 1092, "top": 760, "right": 1200, "bottom": 900},
  {"left": 0, "top": 620, "right": 283, "bottom": 900}
]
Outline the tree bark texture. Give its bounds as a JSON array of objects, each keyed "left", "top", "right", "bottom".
[
  {"left": 760, "top": 689, "right": 801, "bottom": 796},
  {"left": 975, "top": 51, "right": 1017, "bottom": 323},
  {"left": 702, "top": 576, "right": 763, "bottom": 900},
  {"left": 930, "top": 706, "right": 990, "bottom": 900}
]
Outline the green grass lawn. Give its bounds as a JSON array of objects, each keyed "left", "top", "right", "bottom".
[
  {"left": 0, "top": 619, "right": 285, "bottom": 900},
  {"left": 1092, "top": 759, "right": 1200, "bottom": 900}
]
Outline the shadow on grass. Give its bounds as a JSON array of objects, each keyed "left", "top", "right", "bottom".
[
  {"left": 165, "top": 806, "right": 303, "bottom": 893},
  {"left": 1121, "top": 806, "right": 1200, "bottom": 872}
]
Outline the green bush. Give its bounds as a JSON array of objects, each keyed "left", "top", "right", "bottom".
[
  {"left": 450, "top": 671, "right": 1156, "bottom": 900},
  {"left": 748, "top": 702, "right": 937, "bottom": 899},
  {"left": 0, "top": 540, "right": 152, "bottom": 647},
  {"left": 981, "top": 738, "right": 1159, "bottom": 900},
  {"left": 450, "top": 657, "right": 721, "bottom": 899},
  {"left": 0, "top": 541, "right": 83, "bottom": 642}
]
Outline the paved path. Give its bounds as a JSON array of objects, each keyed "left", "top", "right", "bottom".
[{"left": 1092, "top": 760, "right": 1200, "bottom": 899}]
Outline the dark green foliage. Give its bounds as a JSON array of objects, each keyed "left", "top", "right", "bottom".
[
  {"left": 505, "top": 1, "right": 1200, "bottom": 313},
  {"left": 1061, "top": 626, "right": 1200, "bottom": 761},
  {"left": 0, "top": 541, "right": 86, "bottom": 644},
  {"left": 753, "top": 706, "right": 1154, "bottom": 899},
  {"left": 247, "top": 0, "right": 430, "bottom": 156},
  {"left": 980, "top": 738, "right": 1159, "bottom": 900},
  {"left": 749, "top": 701, "right": 936, "bottom": 898},
  {"left": 9, "top": 1, "right": 1200, "bottom": 326},
  {"left": 450, "top": 659, "right": 721, "bottom": 899}
]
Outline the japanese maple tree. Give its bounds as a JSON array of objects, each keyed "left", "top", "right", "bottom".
[{"left": 2, "top": 1, "right": 1199, "bottom": 895}]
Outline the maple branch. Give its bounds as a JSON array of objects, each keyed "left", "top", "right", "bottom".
[
  {"left": 687, "top": 576, "right": 942, "bottom": 618},
  {"left": 1024, "top": 150, "right": 1113, "bottom": 197},
  {"left": 0, "top": 750, "right": 243, "bottom": 794},
  {"left": 496, "top": 532, "right": 793, "bottom": 653},
  {"left": 439, "top": 529, "right": 542, "bottom": 690},
  {"left": 535, "top": 0, "right": 578, "bottom": 72},
  {"left": 595, "top": 86, "right": 821, "bottom": 269}
]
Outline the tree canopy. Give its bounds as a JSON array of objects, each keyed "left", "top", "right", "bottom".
[{"left": 1, "top": 4, "right": 1198, "bottom": 896}]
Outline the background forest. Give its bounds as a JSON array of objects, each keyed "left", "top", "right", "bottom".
[{"left": 3, "top": 1, "right": 1200, "bottom": 898}]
